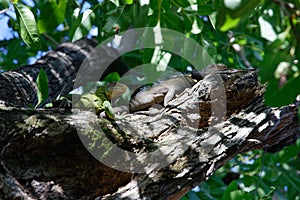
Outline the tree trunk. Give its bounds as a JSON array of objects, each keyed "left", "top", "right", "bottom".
[{"left": 0, "top": 38, "right": 298, "bottom": 199}]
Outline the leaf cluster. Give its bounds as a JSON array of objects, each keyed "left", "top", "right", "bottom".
[{"left": 183, "top": 140, "right": 300, "bottom": 200}]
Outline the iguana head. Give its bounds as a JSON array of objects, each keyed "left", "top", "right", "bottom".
[{"left": 96, "top": 82, "right": 129, "bottom": 101}]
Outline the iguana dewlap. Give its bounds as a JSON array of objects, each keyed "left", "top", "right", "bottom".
[{"left": 129, "top": 75, "right": 196, "bottom": 112}]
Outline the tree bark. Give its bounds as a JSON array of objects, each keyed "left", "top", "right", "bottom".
[
  {"left": 0, "top": 38, "right": 128, "bottom": 108},
  {"left": 0, "top": 38, "right": 298, "bottom": 199},
  {"left": 0, "top": 38, "right": 96, "bottom": 108}
]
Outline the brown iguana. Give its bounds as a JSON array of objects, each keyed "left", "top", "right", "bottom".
[
  {"left": 129, "top": 75, "right": 196, "bottom": 112},
  {"left": 128, "top": 63, "right": 227, "bottom": 112}
]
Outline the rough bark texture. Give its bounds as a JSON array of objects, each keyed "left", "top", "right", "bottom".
[
  {"left": 0, "top": 108, "right": 133, "bottom": 199},
  {"left": 0, "top": 38, "right": 299, "bottom": 199},
  {"left": 0, "top": 38, "right": 97, "bottom": 108},
  {"left": 0, "top": 38, "right": 128, "bottom": 108}
]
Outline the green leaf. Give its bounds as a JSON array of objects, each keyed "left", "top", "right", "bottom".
[
  {"left": 35, "top": 68, "right": 49, "bottom": 108},
  {"left": 109, "top": 0, "right": 119, "bottom": 6},
  {"left": 216, "top": 0, "right": 262, "bottom": 31},
  {"left": 259, "top": 40, "right": 287, "bottom": 83},
  {"left": 0, "top": 0, "right": 9, "bottom": 9},
  {"left": 65, "top": 0, "right": 80, "bottom": 27},
  {"left": 0, "top": 38, "right": 38, "bottom": 70},
  {"left": 221, "top": 180, "right": 252, "bottom": 200},
  {"left": 264, "top": 75, "right": 300, "bottom": 107},
  {"left": 224, "top": 0, "right": 242, "bottom": 10},
  {"left": 149, "top": 0, "right": 159, "bottom": 11},
  {"left": 103, "top": 72, "right": 121, "bottom": 82},
  {"left": 197, "top": 0, "right": 211, "bottom": 4},
  {"left": 132, "top": 4, "right": 149, "bottom": 28},
  {"left": 170, "top": 0, "right": 190, "bottom": 8},
  {"left": 219, "top": 14, "right": 240, "bottom": 32},
  {"left": 187, "top": 191, "right": 201, "bottom": 200},
  {"left": 258, "top": 40, "right": 300, "bottom": 106},
  {"left": 160, "top": 12, "right": 184, "bottom": 32},
  {"left": 116, "top": 5, "right": 132, "bottom": 29},
  {"left": 103, "top": 14, "right": 118, "bottom": 33},
  {"left": 258, "top": 16, "right": 277, "bottom": 42},
  {"left": 281, "top": 168, "right": 300, "bottom": 194},
  {"left": 197, "top": 4, "right": 214, "bottom": 15},
  {"left": 125, "top": 0, "right": 133, "bottom": 4},
  {"left": 38, "top": 0, "right": 67, "bottom": 33},
  {"left": 221, "top": 180, "right": 238, "bottom": 200},
  {"left": 69, "top": 8, "right": 96, "bottom": 41},
  {"left": 13, "top": 2, "right": 41, "bottom": 49}
]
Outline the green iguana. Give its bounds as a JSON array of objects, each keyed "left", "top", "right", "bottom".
[{"left": 74, "top": 82, "right": 128, "bottom": 119}]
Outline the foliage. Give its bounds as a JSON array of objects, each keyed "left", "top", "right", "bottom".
[
  {"left": 183, "top": 139, "right": 300, "bottom": 200},
  {"left": 0, "top": 0, "right": 299, "bottom": 199},
  {"left": 35, "top": 68, "right": 49, "bottom": 108},
  {"left": 13, "top": 2, "right": 40, "bottom": 49},
  {"left": 0, "top": 0, "right": 299, "bottom": 106}
]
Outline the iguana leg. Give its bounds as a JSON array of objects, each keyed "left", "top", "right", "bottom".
[{"left": 163, "top": 87, "right": 176, "bottom": 106}]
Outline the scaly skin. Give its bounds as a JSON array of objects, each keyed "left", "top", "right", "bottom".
[
  {"left": 128, "top": 64, "right": 227, "bottom": 113},
  {"left": 129, "top": 75, "right": 196, "bottom": 112},
  {"left": 76, "top": 82, "right": 128, "bottom": 119},
  {"left": 96, "top": 82, "right": 128, "bottom": 102}
]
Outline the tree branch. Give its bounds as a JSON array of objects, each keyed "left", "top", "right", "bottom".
[{"left": 0, "top": 38, "right": 298, "bottom": 199}]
